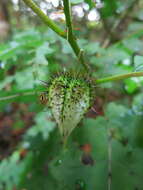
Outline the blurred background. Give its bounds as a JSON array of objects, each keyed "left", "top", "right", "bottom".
[{"left": 0, "top": 0, "right": 143, "bottom": 189}]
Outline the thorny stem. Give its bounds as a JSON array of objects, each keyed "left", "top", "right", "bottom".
[
  {"left": 95, "top": 72, "right": 143, "bottom": 84},
  {"left": 63, "top": 0, "right": 89, "bottom": 71},
  {"left": 22, "top": 0, "right": 89, "bottom": 71}
]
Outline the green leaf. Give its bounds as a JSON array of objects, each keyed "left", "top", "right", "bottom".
[
  {"left": 134, "top": 55, "right": 143, "bottom": 71},
  {"left": 124, "top": 78, "right": 139, "bottom": 94},
  {"left": 132, "top": 93, "right": 143, "bottom": 115},
  {"left": 122, "top": 38, "right": 143, "bottom": 53},
  {"left": 84, "top": 42, "right": 100, "bottom": 55},
  {"left": 0, "top": 75, "right": 15, "bottom": 90},
  {"left": 71, "top": 0, "right": 84, "bottom": 4},
  {"left": 35, "top": 42, "right": 54, "bottom": 65},
  {"left": 26, "top": 112, "right": 56, "bottom": 140},
  {"left": 100, "top": 0, "right": 117, "bottom": 17},
  {"left": 84, "top": 0, "right": 95, "bottom": 9},
  {"left": 0, "top": 42, "right": 19, "bottom": 60}
]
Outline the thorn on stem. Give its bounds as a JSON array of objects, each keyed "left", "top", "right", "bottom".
[
  {"left": 39, "top": 80, "right": 49, "bottom": 86},
  {"left": 91, "top": 107, "right": 98, "bottom": 114}
]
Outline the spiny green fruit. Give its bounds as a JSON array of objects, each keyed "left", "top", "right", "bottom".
[{"left": 47, "top": 73, "right": 94, "bottom": 141}]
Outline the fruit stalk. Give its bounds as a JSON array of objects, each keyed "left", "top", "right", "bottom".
[{"left": 95, "top": 72, "right": 143, "bottom": 84}]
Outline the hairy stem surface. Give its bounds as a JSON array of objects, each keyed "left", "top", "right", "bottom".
[
  {"left": 95, "top": 72, "right": 143, "bottom": 84},
  {"left": 63, "top": 0, "right": 89, "bottom": 70}
]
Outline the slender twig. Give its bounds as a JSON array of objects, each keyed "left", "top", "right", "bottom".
[
  {"left": 22, "top": 0, "right": 89, "bottom": 70},
  {"left": 63, "top": 0, "right": 73, "bottom": 32},
  {"left": 112, "top": 0, "right": 139, "bottom": 34},
  {"left": 1, "top": 72, "right": 143, "bottom": 101},
  {"left": 63, "top": 0, "right": 89, "bottom": 71},
  {"left": 95, "top": 72, "right": 143, "bottom": 84},
  {"left": 102, "top": 0, "right": 139, "bottom": 48},
  {"left": 0, "top": 91, "right": 35, "bottom": 101},
  {"left": 22, "top": 0, "right": 66, "bottom": 38}
]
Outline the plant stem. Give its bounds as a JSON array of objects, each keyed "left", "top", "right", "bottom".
[
  {"left": 95, "top": 72, "right": 143, "bottom": 84},
  {"left": 63, "top": 0, "right": 73, "bottom": 32},
  {"left": 63, "top": 0, "right": 89, "bottom": 71},
  {"left": 22, "top": 0, "right": 66, "bottom": 38},
  {"left": 1, "top": 72, "right": 143, "bottom": 101},
  {"left": 102, "top": 0, "right": 139, "bottom": 48},
  {"left": 22, "top": 0, "right": 89, "bottom": 70},
  {"left": 0, "top": 91, "right": 35, "bottom": 101}
]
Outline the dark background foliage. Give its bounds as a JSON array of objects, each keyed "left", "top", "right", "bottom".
[{"left": 0, "top": 0, "right": 143, "bottom": 189}]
